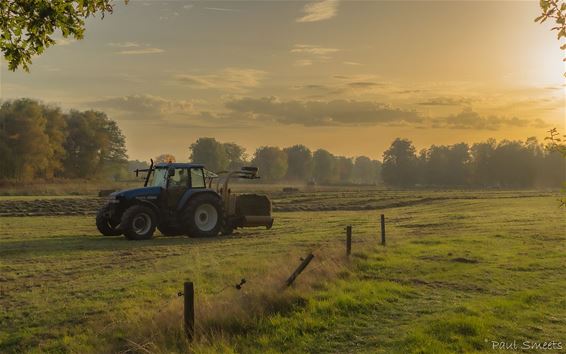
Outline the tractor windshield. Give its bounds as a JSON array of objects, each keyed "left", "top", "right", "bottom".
[{"left": 150, "top": 168, "right": 168, "bottom": 188}]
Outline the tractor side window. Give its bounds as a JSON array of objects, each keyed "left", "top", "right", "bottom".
[
  {"left": 190, "top": 168, "right": 206, "bottom": 188},
  {"left": 169, "top": 168, "right": 189, "bottom": 187}
]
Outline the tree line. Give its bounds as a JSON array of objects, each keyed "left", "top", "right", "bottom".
[
  {"left": 0, "top": 98, "right": 128, "bottom": 181},
  {"left": 174, "top": 136, "right": 563, "bottom": 188},
  {"left": 381, "top": 138, "right": 564, "bottom": 188},
  {"left": 185, "top": 137, "right": 382, "bottom": 185}
]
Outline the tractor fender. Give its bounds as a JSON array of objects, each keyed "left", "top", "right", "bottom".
[
  {"left": 177, "top": 189, "right": 221, "bottom": 211},
  {"left": 128, "top": 199, "right": 161, "bottom": 222}
]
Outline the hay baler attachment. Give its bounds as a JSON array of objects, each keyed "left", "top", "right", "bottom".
[{"left": 214, "top": 167, "right": 274, "bottom": 234}]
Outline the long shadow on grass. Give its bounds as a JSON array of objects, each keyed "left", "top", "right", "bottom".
[{"left": 0, "top": 232, "right": 270, "bottom": 258}]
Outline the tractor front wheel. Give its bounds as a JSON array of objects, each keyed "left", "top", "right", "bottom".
[
  {"left": 183, "top": 194, "right": 223, "bottom": 237},
  {"left": 96, "top": 206, "right": 121, "bottom": 236},
  {"left": 120, "top": 205, "right": 157, "bottom": 240}
]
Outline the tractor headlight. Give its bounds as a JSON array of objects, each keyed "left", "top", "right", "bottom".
[{"left": 108, "top": 197, "right": 120, "bottom": 204}]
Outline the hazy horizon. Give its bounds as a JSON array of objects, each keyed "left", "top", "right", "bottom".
[{"left": 1, "top": 0, "right": 564, "bottom": 161}]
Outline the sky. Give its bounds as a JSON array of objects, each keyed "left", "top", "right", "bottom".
[{"left": 1, "top": 0, "right": 564, "bottom": 161}]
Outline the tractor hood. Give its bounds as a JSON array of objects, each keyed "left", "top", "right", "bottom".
[{"left": 110, "top": 186, "right": 162, "bottom": 200}]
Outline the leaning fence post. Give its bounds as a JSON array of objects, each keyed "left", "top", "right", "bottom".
[
  {"left": 183, "top": 282, "right": 195, "bottom": 341},
  {"left": 286, "top": 253, "right": 315, "bottom": 287},
  {"left": 346, "top": 225, "right": 352, "bottom": 255},
  {"left": 380, "top": 214, "right": 386, "bottom": 246}
]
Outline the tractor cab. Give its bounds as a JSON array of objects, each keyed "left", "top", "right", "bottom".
[{"left": 148, "top": 163, "right": 209, "bottom": 211}]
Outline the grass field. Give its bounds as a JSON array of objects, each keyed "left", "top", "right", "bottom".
[{"left": 1, "top": 190, "right": 564, "bottom": 353}]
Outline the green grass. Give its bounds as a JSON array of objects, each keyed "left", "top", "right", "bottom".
[{"left": 0, "top": 192, "right": 564, "bottom": 353}]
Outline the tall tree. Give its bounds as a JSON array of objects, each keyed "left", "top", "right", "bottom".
[
  {"left": 252, "top": 146, "right": 288, "bottom": 181},
  {"left": 42, "top": 105, "right": 68, "bottom": 178},
  {"left": 312, "top": 149, "right": 335, "bottom": 184},
  {"left": 0, "top": 1, "right": 118, "bottom": 71},
  {"left": 381, "top": 138, "right": 418, "bottom": 187},
  {"left": 334, "top": 156, "right": 353, "bottom": 184},
  {"left": 0, "top": 99, "right": 51, "bottom": 180},
  {"left": 353, "top": 156, "right": 377, "bottom": 184},
  {"left": 223, "top": 142, "right": 247, "bottom": 170},
  {"left": 63, "top": 110, "right": 127, "bottom": 178},
  {"left": 284, "top": 144, "right": 313, "bottom": 181},
  {"left": 189, "top": 137, "right": 229, "bottom": 172}
]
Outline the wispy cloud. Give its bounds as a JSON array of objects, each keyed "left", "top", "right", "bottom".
[
  {"left": 418, "top": 97, "right": 472, "bottom": 106},
  {"left": 175, "top": 68, "right": 267, "bottom": 92},
  {"left": 89, "top": 95, "right": 194, "bottom": 120},
  {"left": 109, "top": 42, "right": 164, "bottom": 55},
  {"left": 56, "top": 37, "right": 77, "bottom": 46},
  {"left": 431, "top": 108, "right": 534, "bottom": 130},
  {"left": 294, "top": 59, "right": 314, "bottom": 67},
  {"left": 109, "top": 42, "right": 142, "bottom": 48},
  {"left": 225, "top": 97, "right": 422, "bottom": 127},
  {"left": 118, "top": 47, "right": 164, "bottom": 55},
  {"left": 291, "top": 44, "right": 339, "bottom": 57},
  {"left": 343, "top": 61, "right": 362, "bottom": 66},
  {"left": 204, "top": 7, "right": 239, "bottom": 12},
  {"left": 297, "top": 0, "right": 339, "bottom": 23}
]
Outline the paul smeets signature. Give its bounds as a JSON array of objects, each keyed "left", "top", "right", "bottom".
[{"left": 489, "top": 340, "right": 563, "bottom": 351}]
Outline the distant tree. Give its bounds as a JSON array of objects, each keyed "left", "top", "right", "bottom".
[
  {"left": 381, "top": 138, "right": 418, "bottom": 187},
  {"left": 421, "top": 143, "right": 470, "bottom": 186},
  {"left": 0, "top": 1, "right": 119, "bottom": 71},
  {"left": 155, "top": 154, "right": 176, "bottom": 164},
  {"left": 284, "top": 144, "right": 313, "bottom": 181},
  {"left": 334, "top": 156, "right": 353, "bottom": 184},
  {"left": 372, "top": 160, "right": 383, "bottom": 184},
  {"left": 252, "top": 146, "right": 287, "bottom": 181},
  {"left": 490, "top": 140, "right": 536, "bottom": 188},
  {"left": 223, "top": 142, "right": 247, "bottom": 170},
  {"left": 42, "top": 105, "right": 68, "bottom": 178},
  {"left": 470, "top": 139, "right": 496, "bottom": 187},
  {"left": 353, "top": 156, "right": 377, "bottom": 184},
  {"left": 0, "top": 99, "right": 51, "bottom": 180},
  {"left": 312, "top": 149, "right": 335, "bottom": 184},
  {"left": 63, "top": 110, "right": 127, "bottom": 178},
  {"left": 189, "top": 137, "right": 229, "bottom": 172}
]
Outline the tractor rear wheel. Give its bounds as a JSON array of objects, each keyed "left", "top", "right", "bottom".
[
  {"left": 183, "top": 194, "right": 223, "bottom": 237},
  {"left": 120, "top": 205, "right": 157, "bottom": 240},
  {"left": 96, "top": 206, "right": 121, "bottom": 236}
]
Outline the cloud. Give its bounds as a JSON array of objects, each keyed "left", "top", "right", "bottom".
[
  {"left": 343, "top": 61, "right": 362, "bottom": 66},
  {"left": 418, "top": 97, "right": 472, "bottom": 106},
  {"left": 347, "top": 81, "right": 382, "bottom": 88},
  {"left": 291, "top": 44, "right": 339, "bottom": 57},
  {"left": 294, "top": 59, "right": 313, "bottom": 67},
  {"left": 224, "top": 97, "right": 422, "bottom": 126},
  {"left": 297, "top": 0, "right": 339, "bottom": 23},
  {"left": 89, "top": 95, "right": 194, "bottom": 120},
  {"left": 175, "top": 68, "right": 267, "bottom": 92},
  {"left": 108, "top": 42, "right": 142, "bottom": 48},
  {"left": 118, "top": 47, "right": 164, "bottom": 55},
  {"left": 56, "top": 37, "right": 76, "bottom": 46},
  {"left": 204, "top": 7, "right": 239, "bottom": 12},
  {"left": 432, "top": 108, "right": 532, "bottom": 130}
]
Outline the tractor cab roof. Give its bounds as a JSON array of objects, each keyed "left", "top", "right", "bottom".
[{"left": 154, "top": 162, "right": 204, "bottom": 169}]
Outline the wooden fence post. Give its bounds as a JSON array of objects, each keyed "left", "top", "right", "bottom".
[
  {"left": 346, "top": 225, "right": 352, "bottom": 255},
  {"left": 286, "top": 253, "right": 315, "bottom": 287},
  {"left": 183, "top": 281, "right": 195, "bottom": 341},
  {"left": 380, "top": 214, "right": 386, "bottom": 246}
]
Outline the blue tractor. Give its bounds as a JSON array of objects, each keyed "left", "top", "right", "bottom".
[{"left": 96, "top": 161, "right": 273, "bottom": 240}]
